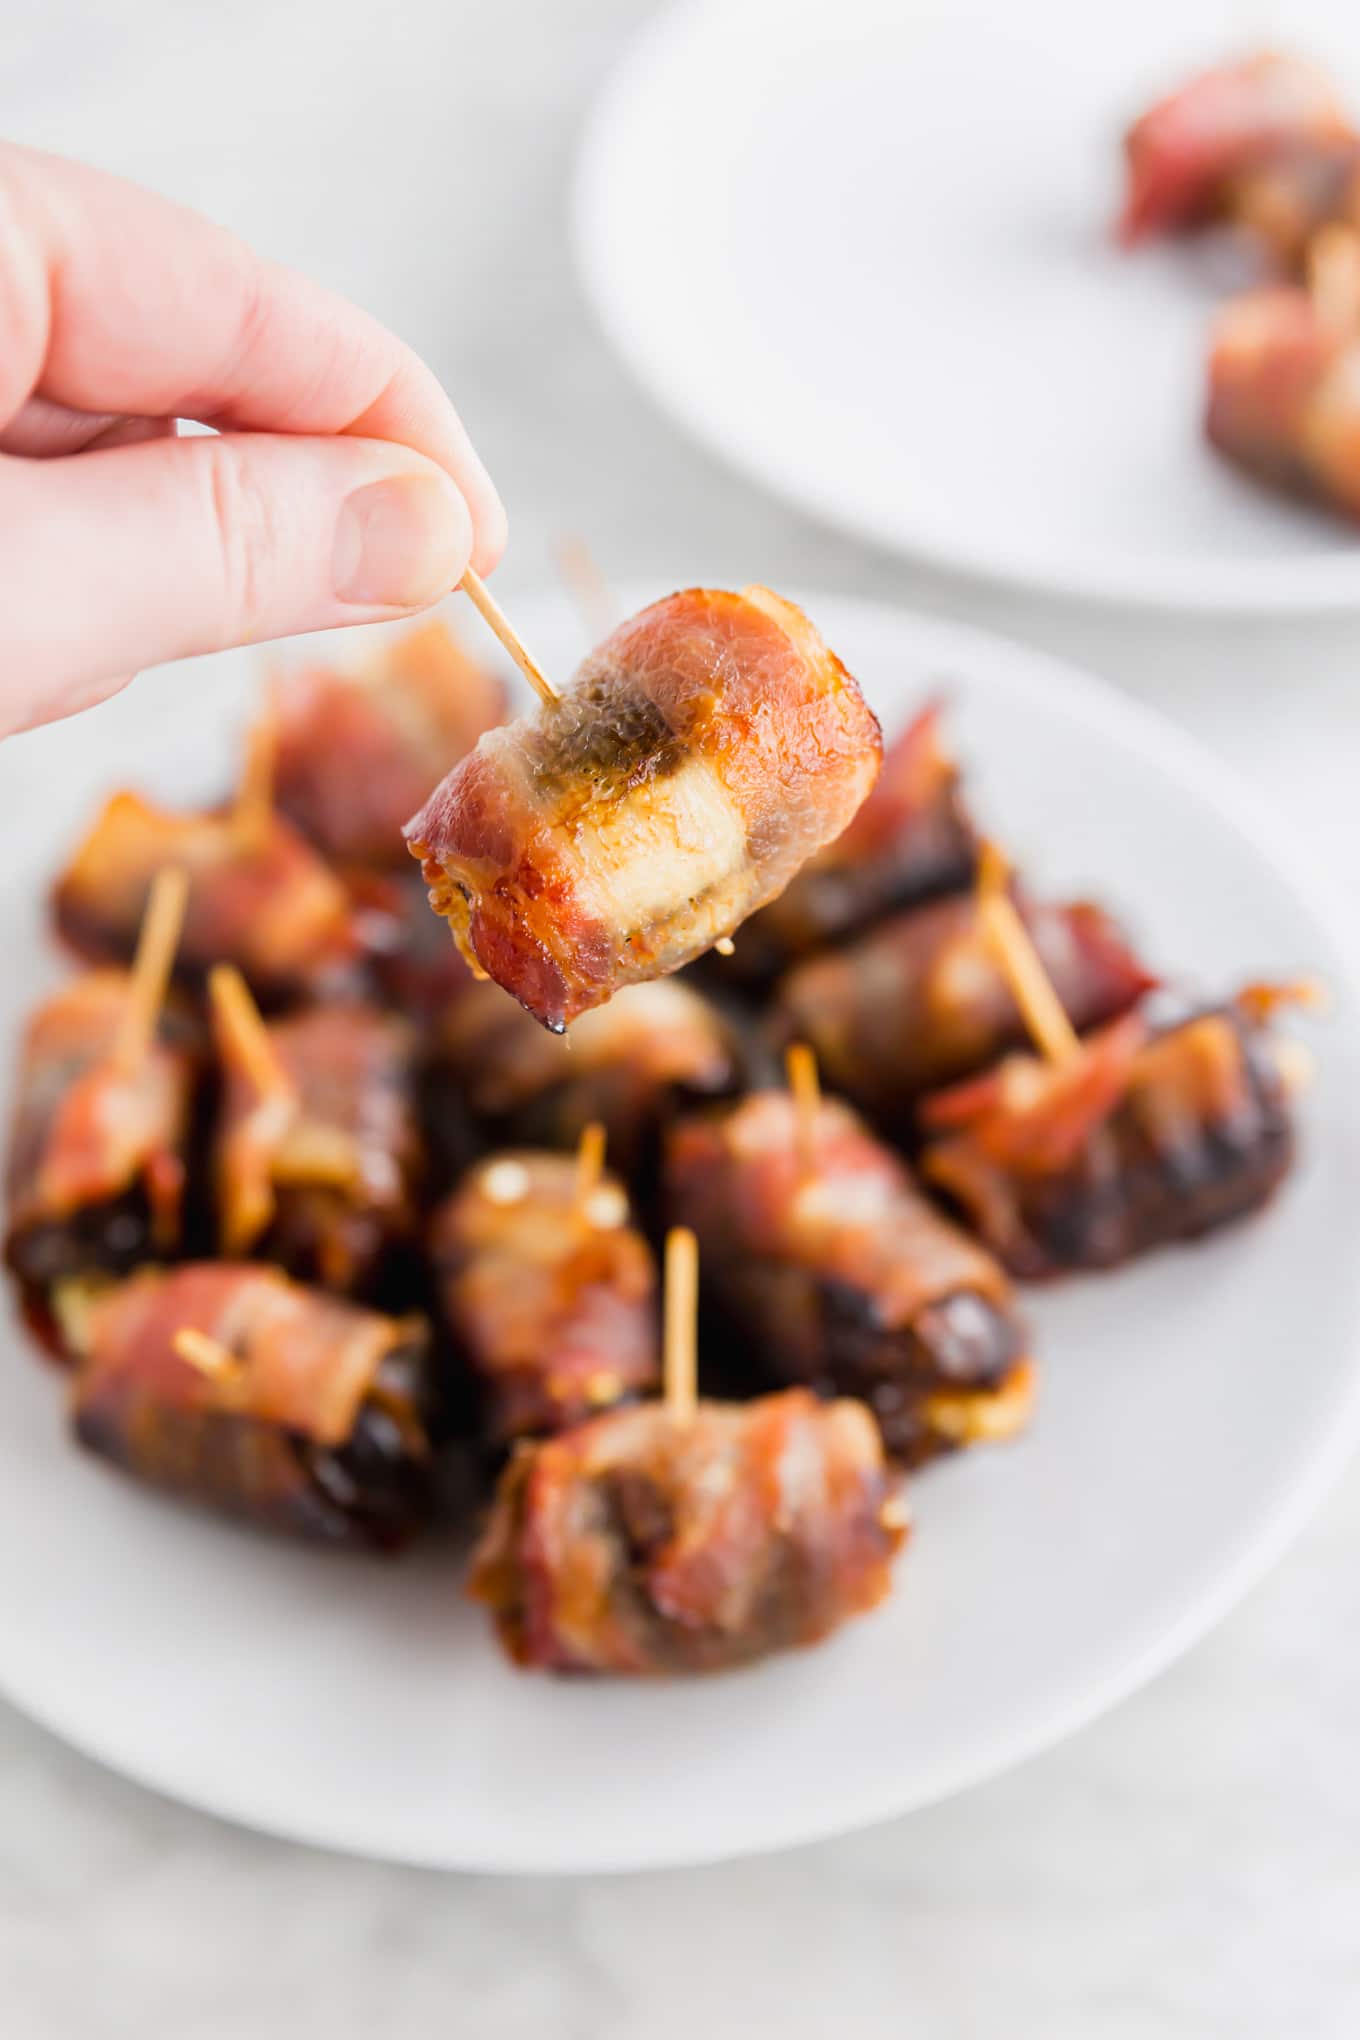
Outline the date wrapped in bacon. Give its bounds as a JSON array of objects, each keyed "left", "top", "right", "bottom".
[
  {"left": 53, "top": 792, "right": 358, "bottom": 1005},
  {"left": 405, "top": 586, "right": 883, "bottom": 1031},
  {"left": 771, "top": 890, "right": 1153, "bottom": 1132},
  {"left": 721, "top": 701, "right": 977, "bottom": 983},
  {"left": 665, "top": 1091, "right": 1033, "bottom": 1468},
  {"left": 1118, "top": 51, "right": 1353, "bottom": 245},
  {"left": 274, "top": 621, "right": 505, "bottom": 868},
  {"left": 66, "top": 1263, "right": 433, "bottom": 1547},
  {"left": 5, "top": 972, "right": 193, "bottom": 1307},
  {"left": 1205, "top": 259, "right": 1360, "bottom": 519},
  {"left": 431, "top": 975, "right": 745, "bottom": 1184},
  {"left": 468, "top": 1388, "right": 904, "bottom": 1674},
  {"left": 212, "top": 982, "right": 422, "bottom": 1298},
  {"left": 1224, "top": 136, "right": 1360, "bottom": 276},
  {"left": 918, "top": 994, "right": 1299, "bottom": 1278},
  {"left": 429, "top": 1151, "right": 658, "bottom": 1445}
]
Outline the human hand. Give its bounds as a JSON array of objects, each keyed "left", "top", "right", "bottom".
[{"left": 0, "top": 143, "right": 506, "bottom": 737}]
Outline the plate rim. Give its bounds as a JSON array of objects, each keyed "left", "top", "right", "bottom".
[
  {"left": 3, "top": 587, "right": 1360, "bottom": 1873},
  {"left": 572, "top": 0, "right": 1360, "bottom": 620}
]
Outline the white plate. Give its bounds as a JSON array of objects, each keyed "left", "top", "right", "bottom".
[
  {"left": 1, "top": 588, "right": 1358, "bottom": 1873},
  {"left": 575, "top": 0, "right": 1360, "bottom": 614}
]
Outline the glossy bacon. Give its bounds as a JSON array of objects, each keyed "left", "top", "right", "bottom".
[
  {"left": 431, "top": 975, "right": 744, "bottom": 1182},
  {"left": 67, "top": 1263, "right": 432, "bottom": 1546},
  {"left": 4, "top": 972, "right": 193, "bottom": 1302},
  {"left": 53, "top": 792, "right": 358, "bottom": 1005},
  {"left": 919, "top": 997, "right": 1296, "bottom": 1278},
  {"left": 468, "top": 1388, "right": 904, "bottom": 1674},
  {"left": 405, "top": 586, "right": 883, "bottom": 1031},
  {"left": 430, "top": 1151, "right": 658, "bottom": 1445},
  {"left": 1206, "top": 281, "right": 1360, "bottom": 517},
  {"left": 772, "top": 889, "right": 1153, "bottom": 1132},
  {"left": 274, "top": 621, "right": 505, "bottom": 868},
  {"left": 723, "top": 701, "right": 977, "bottom": 982},
  {"left": 665, "top": 1090, "right": 1032, "bottom": 1468},
  {"left": 1119, "top": 51, "right": 1352, "bottom": 245},
  {"left": 213, "top": 1000, "right": 422, "bottom": 1298}
]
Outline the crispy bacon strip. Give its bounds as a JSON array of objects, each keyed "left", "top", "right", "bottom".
[
  {"left": 429, "top": 1150, "right": 658, "bottom": 1445},
  {"left": 4, "top": 972, "right": 193, "bottom": 1303},
  {"left": 665, "top": 1090, "right": 1032, "bottom": 1468},
  {"left": 722, "top": 701, "right": 977, "bottom": 982},
  {"left": 67, "top": 1262, "right": 432, "bottom": 1547},
  {"left": 53, "top": 791, "right": 358, "bottom": 1004},
  {"left": 405, "top": 586, "right": 883, "bottom": 1031},
  {"left": 274, "top": 621, "right": 505, "bottom": 868},
  {"left": 919, "top": 997, "right": 1296, "bottom": 1277},
  {"left": 771, "top": 889, "right": 1153, "bottom": 1132},
  {"left": 212, "top": 992, "right": 422, "bottom": 1297},
  {"left": 468, "top": 1388, "right": 904, "bottom": 1674},
  {"left": 1205, "top": 272, "right": 1360, "bottom": 518},
  {"left": 1119, "top": 51, "right": 1352, "bottom": 245}
]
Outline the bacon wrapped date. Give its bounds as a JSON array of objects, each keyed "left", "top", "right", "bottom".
[
  {"left": 53, "top": 792, "right": 358, "bottom": 1005},
  {"left": 665, "top": 1090, "right": 1033, "bottom": 1468},
  {"left": 771, "top": 889, "right": 1152, "bottom": 1133},
  {"left": 4, "top": 972, "right": 194, "bottom": 1310},
  {"left": 212, "top": 985, "right": 422, "bottom": 1298},
  {"left": 1205, "top": 265, "right": 1360, "bottom": 519},
  {"left": 1223, "top": 135, "right": 1360, "bottom": 276},
  {"left": 1118, "top": 51, "right": 1353, "bottom": 246},
  {"left": 430, "top": 1150, "right": 658, "bottom": 1446},
  {"left": 721, "top": 701, "right": 977, "bottom": 983},
  {"left": 468, "top": 1388, "right": 905, "bottom": 1674},
  {"left": 66, "top": 1263, "right": 433, "bottom": 1547},
  {"left": 274, "top": 621, "right": 505, "bottom": 868},
  {"left": 405, "top": 586, "right": 883, "bottom": 1031},
  {"left": 918, "top": 993, "right": 1299, "bottom": 1278},
  {"left": 430, "top": 975, "right": 745, "bottom": 1185}
]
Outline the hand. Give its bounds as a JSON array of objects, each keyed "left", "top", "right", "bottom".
[{"left": 0, "top": 144, "right": 506, "bottom": 736}]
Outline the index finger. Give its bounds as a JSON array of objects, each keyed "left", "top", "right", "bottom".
[{"left": 0, "top": 143, "right": 506, "bottom": 569}]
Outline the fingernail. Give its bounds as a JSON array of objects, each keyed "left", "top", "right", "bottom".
[{"left": 333, "top": 472, "right": 471, "bottom": 607}]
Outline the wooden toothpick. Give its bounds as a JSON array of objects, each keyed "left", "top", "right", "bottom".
[
  {"left": 172, "top": 1326, "right": 244, "bottom": 1388},
  {"left": 208, "top": 965, "right": 293, "bottom": 1099},
  {"left": 975, "top": 842, "right": 1082, "bottom": 1066},
  {"left": 714, "top": 936, "right": 735, "bottom": 957},
  {"left": 461, "top": 569, "right": 560, "bottom": 706},
  {"left": 236, "top": 697, "right": 278, "bottom": 848},
  {"left": 785, "top": 1042, "right": 822, "bottom": 1176},
  {"left": 574, "top": 1120, "right": 607, "bottom": 1217},
  {"left": 663, "top": 1226, "right": 699, "bottom": 1425},
  {"left": 112, "top": 867, "right": 189, "bottom": 1074}
]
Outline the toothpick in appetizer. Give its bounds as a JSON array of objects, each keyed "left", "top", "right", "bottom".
[
  {"left": 405, "top": 586, "right": 883, "bottom": 1031},
  {"left": 467, "top": 1225, "right": 906, "bottom": 1674}
]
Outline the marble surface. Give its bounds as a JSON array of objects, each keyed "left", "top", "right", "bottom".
[{"left": 4, "top": 2, "right": 1360, "bottom": 2033}]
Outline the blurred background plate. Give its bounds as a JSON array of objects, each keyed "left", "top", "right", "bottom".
[
  {"left": 1, "top": 588, "right": 1358, "bottom": 1872},
  {"left": 575, "top": 0, "right": 1360, "bottom": 614}
]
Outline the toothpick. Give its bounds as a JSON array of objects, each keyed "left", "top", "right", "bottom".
[
  {"left": 663, "top": 1226, "right": 698, "bottom": 1425},
  {"left": 172, "top": 1326, "right": 244, "bottom": 1389},
  {"left": 975, "top": 842, "right": 1082, "bottom": 1066},
  {"left": 208, "top": 964, "right": 292, "bottom": 1099},
  {"left": 714, "top": 936, "right": 735, "bottom": 957},
  {"left": 236, "top": 696, "right": 278, "bottom": 847},
  {"left": 112, "top": 867, "right": 189, "bottom": 1074},
  {"left": 460, "top": 568, "right": 559, "bottom": 706},
  {"left": 553, "top": 534, "right": 615, "bottom": 644},
  {"left": 574, "top": 1120, "right": 607, "bottom": 1217},
  {"left": 785, "top": 1042, "right": 822, "bottom": 1176}
]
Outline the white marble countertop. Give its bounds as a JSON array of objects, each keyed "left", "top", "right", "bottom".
[{"left": 4, "top": 3, "right": 1360, "bottom": 2033}]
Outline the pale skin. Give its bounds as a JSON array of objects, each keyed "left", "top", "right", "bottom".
[{"left": 0, "top": 143, "right": 508, "bottom": 738}]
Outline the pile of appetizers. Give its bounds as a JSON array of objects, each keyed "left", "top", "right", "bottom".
[
  {"left": 2, "top": 587, "right": 1314, "bottom": 1677},
  {"left": 1120, "top": 50, "right": 1360, "bottom": 523}
]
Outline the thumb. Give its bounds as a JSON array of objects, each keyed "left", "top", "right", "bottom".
[{"left": 0, "top": 430, "right": 476, "bottom": 735}]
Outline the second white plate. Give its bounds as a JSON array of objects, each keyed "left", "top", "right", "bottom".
[{"left": 576, "top": 0, "right": 1360, "bottom": 613}]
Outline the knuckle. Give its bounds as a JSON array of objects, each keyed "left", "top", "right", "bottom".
[{"left": 201, "top": 437, "right": 276, "bottom": 642}]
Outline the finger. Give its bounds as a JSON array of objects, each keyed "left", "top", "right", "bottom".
[
  {"left": 0, "top": 430, "right": 474, "bottom": 737},
  {"left": 0, "top": 144, "right": 505, "bottom": 572},
  {"left": 0, "top": 398, "right": 176, "bottom": 457}
]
